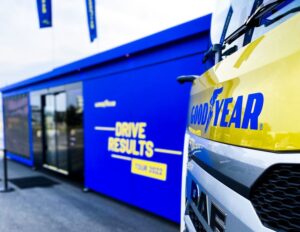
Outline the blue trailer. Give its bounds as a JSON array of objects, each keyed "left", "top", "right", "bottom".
[{"left": 1, "top": 14, "right": 211, "bottom": 222}]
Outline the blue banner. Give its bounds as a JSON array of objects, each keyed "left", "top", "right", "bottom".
[
  {"left": 86, "top": 0, "right": 97, "bottom": 42},
  {"left": 36, "top": 0, "right": 52, "bottom": 28}
]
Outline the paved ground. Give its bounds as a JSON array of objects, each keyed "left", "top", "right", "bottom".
[{"left": 0, "top": 160, "right": 179, "bottom": 232}]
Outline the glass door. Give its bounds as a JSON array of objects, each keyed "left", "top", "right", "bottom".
[
  {"left": 44, "top": 94, "right": 57, "bottom": 167},
  {"left": 55, "top": 92, "right": 68, "bottom": 172},
  {"left": 42, "top": 92, "right": 68, "bottom": 174}
]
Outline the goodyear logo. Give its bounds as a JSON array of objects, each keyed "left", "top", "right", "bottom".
[{"left": 190, "top": 87, "right": 264, "bottom": 132}]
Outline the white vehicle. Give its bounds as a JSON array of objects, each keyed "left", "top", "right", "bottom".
[{"left": 181, "top": 0, "right": 300, "bottom": 231}]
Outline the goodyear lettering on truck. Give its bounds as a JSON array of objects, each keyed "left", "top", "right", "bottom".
[{"left": 190, "top": 87, "right": 264, "bottom": 132}]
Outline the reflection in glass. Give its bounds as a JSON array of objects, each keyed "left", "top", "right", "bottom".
[
  {"left": 55, "top": 92, "right": 68, "bottom": 171},
  {"left": 67, "top": 87, "right": 83, "bottom": 177},
  {"left": 3, "top": 94, "right": 30, "bottom": 157},
  {"left": 31, "top": 92, "right": 44, "bottom": 166},
  {"left": 44, "top": 94, "right": 56, "bottom": 167}
]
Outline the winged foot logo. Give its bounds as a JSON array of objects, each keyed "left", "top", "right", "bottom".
[{"left": 190, "top": 87, "right": 264, "bottom": 132}]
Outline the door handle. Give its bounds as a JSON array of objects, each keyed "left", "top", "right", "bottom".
[{"left": 177, "top": 75, "right": 199, "bottom": 84}]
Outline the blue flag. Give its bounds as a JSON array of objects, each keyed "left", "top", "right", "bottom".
[
  {"left": 86, "top": 0, "right": 97, "bottom": 42},
  {"left": 36, "top": 0, "right": 52, "bottom": 28}
]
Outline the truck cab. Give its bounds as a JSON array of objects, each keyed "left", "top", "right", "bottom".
[{"left": 183, "top": 0, "right": 300, "bottom": 231}]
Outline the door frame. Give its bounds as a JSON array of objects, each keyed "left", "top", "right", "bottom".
[{"left": 41, "top": 91, "right": 69, "bottom": 175}]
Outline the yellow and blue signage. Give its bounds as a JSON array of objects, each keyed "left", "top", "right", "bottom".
[
  {"left": 83, "top": 56, "right": 202, "bottom": 222},
  {"left": 36, "top": 0, "right": 52, "bottom": 28},
  {"left": 190, "top": 87, "right": 264, "bottom": 132},
  {"left": 189, "top": 14, "right": 300, "bottom": 151},
  {"left": 86, "top": 0, "right": 97, "bottom": 42}
]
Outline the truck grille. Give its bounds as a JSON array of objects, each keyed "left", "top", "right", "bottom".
[
  {"left": 186, "top": 204, "right": 207, "bottom": 232},
  {"left": 250, "top": 164, "right": 300, "bottom": 231}
]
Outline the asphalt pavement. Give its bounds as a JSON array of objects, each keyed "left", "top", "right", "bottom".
[{"left": 0, "top": 159, "right": 179, "bottom": 232}]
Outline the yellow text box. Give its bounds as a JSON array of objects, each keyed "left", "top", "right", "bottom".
[{"left": 131, "top": 158, "right": 167, "bottom": 181}]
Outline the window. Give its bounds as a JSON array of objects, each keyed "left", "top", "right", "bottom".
[
  {"left": 208, "top": 0, "right": 300, "bottom": 64},
  {"left": 3, "top": 94, "right": 30, "bottom": 157},
  {"left": 211, "top": 0, "right": 256, "bottom": 49},
  {"left": 249, "top": 0, "right": 300, "bottom": 45}
]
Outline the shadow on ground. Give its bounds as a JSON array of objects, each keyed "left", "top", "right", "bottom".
[{"left": 0, "top": 160, "right": 179, "bottom": 232}]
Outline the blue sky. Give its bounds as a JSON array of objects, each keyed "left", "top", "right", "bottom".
[{"left": 0, "top": 0, "right": 214, "bottom": 87}]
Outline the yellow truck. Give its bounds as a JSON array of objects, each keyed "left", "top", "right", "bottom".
[{"left": 181, "top": 0, "right": 300, "bottom": 231}]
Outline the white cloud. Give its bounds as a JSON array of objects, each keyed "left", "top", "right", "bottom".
[{"left": 0, "top": 0, "right": 215, "bottom": 87}]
